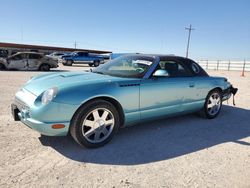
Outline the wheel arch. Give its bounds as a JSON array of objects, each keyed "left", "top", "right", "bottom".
[
  {"left": 70, "top": 96, "right": 125, "bottom": 128},
  {"left": 39, "top": 63, "right": 51, "bottom": 69},
  {"left": 0, "top": 62, "right": 7, "bottom": 69},
  {"left": 209, "top": 87, "right": 223, "bottom": 94}
]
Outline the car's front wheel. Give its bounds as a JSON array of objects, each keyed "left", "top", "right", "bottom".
[
  {"left": 70, "top": 100, "right": 120, "bottom": 148},
  {"left": 39, "top": 64, "right": 50, "bottom": 71},
  {"left": 202, "top": 89, "right": 222, "bottom": 119}
]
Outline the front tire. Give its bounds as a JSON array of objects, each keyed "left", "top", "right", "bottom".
[
  {"left": 70, "top": 100, "right": 120, "bottom": 148},
  {"left": 202, "top": 89, "right": 222, "bottom": 119},
  {"left": 39, "top": 64, "right": 50, "bottom": 71}
]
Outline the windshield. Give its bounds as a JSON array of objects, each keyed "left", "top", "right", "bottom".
[{"left": 93, "top": 55, "right": 155, "bottom": 78}]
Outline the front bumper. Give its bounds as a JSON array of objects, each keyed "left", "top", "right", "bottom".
[
  {"left": 222, "top": 85, "right": 238, "bottom": 101},
  {"left": 11, "top": 103, "right": 70, "bottom": 136}
]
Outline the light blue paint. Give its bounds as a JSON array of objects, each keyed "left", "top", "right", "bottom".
[{"left": 13, "top": 55, "right": 232, "bottom": 136}]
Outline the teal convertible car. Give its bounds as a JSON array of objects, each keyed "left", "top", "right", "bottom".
[{"left": 12, "top": 54, "right": 237, "bottom": 148}]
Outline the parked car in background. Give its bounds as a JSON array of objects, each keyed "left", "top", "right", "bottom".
[
  {"left": 0, "top": 49, "right": 8, "bottom": 58},
  {"left": 0, "top": 52, "right": 58, "bottom": 71},
  {"left": 46, "top": 52, "right": 69, "bottom": 62},
  {"left": 12, "top": 54, "right": 237, "bottom": 148},
  {"left": 61, "top": 51, "right": 105, "bottom": 67}
]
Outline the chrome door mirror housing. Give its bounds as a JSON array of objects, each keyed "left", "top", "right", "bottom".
[{"left": 153, "top": 69, "right": 169, "bottom": 77}]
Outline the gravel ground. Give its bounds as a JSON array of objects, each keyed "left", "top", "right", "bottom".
[{"left": 0, "top": 64, "right": 249, "bottom": 188}]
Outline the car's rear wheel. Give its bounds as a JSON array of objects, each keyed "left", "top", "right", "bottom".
[
  {"left": 0, "top": 64, "right": 6, "bottom": 70},
  {"left": 70, "top": 100, "right": 120, "bottom": 148},
  {"left": 93, "top": 60, "right": 100, "bottom": 67},
  {"left": 202, "top": 89, "right": 222, "bottom": 119},
  {"left": 39, "top": 64, "right": 50, "bottom": 71},
  {"left": 88, "top": 63, "right": 93, "bottom": 67},
  {"left": 67, "top": 60, "right": 73, "bottom": 66}
]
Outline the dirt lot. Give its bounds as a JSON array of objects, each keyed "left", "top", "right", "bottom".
[{"left": 0, "top": 64, "right": 249, "bottom": 187}]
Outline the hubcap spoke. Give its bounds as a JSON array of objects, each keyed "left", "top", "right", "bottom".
[
  {"left": 105, "top": 119, "right": 113, "bottom": 126},
  {"left": 85, "top": 128, "right": 95, "bottom": 138},
  {"left": 94, "top": 131, "right": 101, "bottom": 140},
  {"left": 207, "top": 103, "right": 213, "bottom": 108},
  {"left": 101, "top": 111, "right": 109, "bottom": 120},
  {"left": 92, "top": 110, "right": 100, "bottom": 121},
  {"left": 101, "top": 127, "right": 109, "bottom": 135},
  {"left": 84, "top": 120, "right": 95, "bottom": 128}
]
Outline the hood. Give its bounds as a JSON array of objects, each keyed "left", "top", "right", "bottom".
[{"left": 23, "top": 71, "right": 136, "bottom": 96}]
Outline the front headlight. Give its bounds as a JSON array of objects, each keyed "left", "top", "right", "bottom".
[{"left": 41, "top": 87, "right": 58, "bottom": 105}]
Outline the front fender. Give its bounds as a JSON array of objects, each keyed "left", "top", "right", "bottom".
[{"left": 54, "top": 81, "right": 140, "bottom": 124}]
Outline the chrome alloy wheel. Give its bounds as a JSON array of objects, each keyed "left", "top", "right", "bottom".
[
  {"left": 207, "top": 93, "right": 221, "bottom": 116},
  {"left": 82, "top": 108, "right": 115, "bottom": 143}
]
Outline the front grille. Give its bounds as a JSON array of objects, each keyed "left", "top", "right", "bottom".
[{"left": 14, "top": 97, "right": 31, "bottom": 116}]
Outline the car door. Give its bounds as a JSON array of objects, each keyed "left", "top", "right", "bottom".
[
  {"left": 27, "top": 53, "right": 43, "bottom": 70},
  {"left": 75, "top": 52, "right": 88, "bottom": 63},
  {"left": 140, "top": 59, "right": 199, "bottom": 121},
  {"left": 7, "top": 53, "right": 27, "bottom": 70}
]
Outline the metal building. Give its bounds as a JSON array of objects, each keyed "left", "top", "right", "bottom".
[{"left": 0, "top": 42, "right": 111, "bottom": 57}]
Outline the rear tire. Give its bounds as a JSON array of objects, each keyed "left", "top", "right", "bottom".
[
  {"left": 88, "top": 63, "right": 93, "bottom": 67},
  {"left": 39, "top": 64, "right": 50, "bottom": 71},
  {"left": 201, "top": 89, "right": 222, "bottom": 119},
  {"left": 0, "top": 64, "right": 6, "bottom": 70},
  {"left": 66, "top": 60, "right": 73, "bottom": 66},
  {"left": 70, "top": 100, "right": 120, "bottom": 148},
  {"left": 93, "top": 60, "right": 100, "bottom": 67}
]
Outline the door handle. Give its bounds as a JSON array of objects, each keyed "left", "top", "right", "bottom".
[{"left": 189, "top": 83, "right": 195, "bottom": 88}]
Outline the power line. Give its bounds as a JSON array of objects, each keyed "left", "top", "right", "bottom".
[{"left": 185, "top": 24, "right": 195, "bottom": 58}]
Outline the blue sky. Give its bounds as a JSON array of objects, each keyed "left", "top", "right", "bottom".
[{"left": 0, "top": 0, "right": 249, "bottom": 59}]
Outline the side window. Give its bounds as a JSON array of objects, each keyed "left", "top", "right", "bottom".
[
  {"left": 11, "top": 54, "right": 25, "bottom": 60},
  {"left": 191, "top": 63, "right": 200, "bottom": 74},
  {"left": 79, "top": 52, "right": 88, "bottom": 57},
  {"left": 157, "top": 60, "right": 191, "bottom": 77},
  {"left": 29, "top": 54, "right": 42, "bottom": 59}
]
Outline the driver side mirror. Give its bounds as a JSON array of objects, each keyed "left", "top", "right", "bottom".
[{"left": 153, "top": 69, "right": 169, "bottom": 77}]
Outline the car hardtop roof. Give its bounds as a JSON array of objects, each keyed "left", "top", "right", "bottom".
[
  {"left": 122, "top": 53, "right": 193, "bottom": 62},
  {"left": 14, "top": 51, "right": 44, "bottom": 55},
  {"left": 119, "top": 53, "right": 208, "bottom": 76}
]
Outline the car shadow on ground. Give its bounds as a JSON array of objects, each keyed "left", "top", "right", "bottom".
[{"left": 39, "top": 105, "right": 250, "bottom": 165}]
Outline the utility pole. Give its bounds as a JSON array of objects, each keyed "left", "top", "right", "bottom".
[
  {"left": 74, "top": 41, "right": 77, "bottom": 49},
  {"left": 185, "top": 24, "right": 195, "bottom": 58}
]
